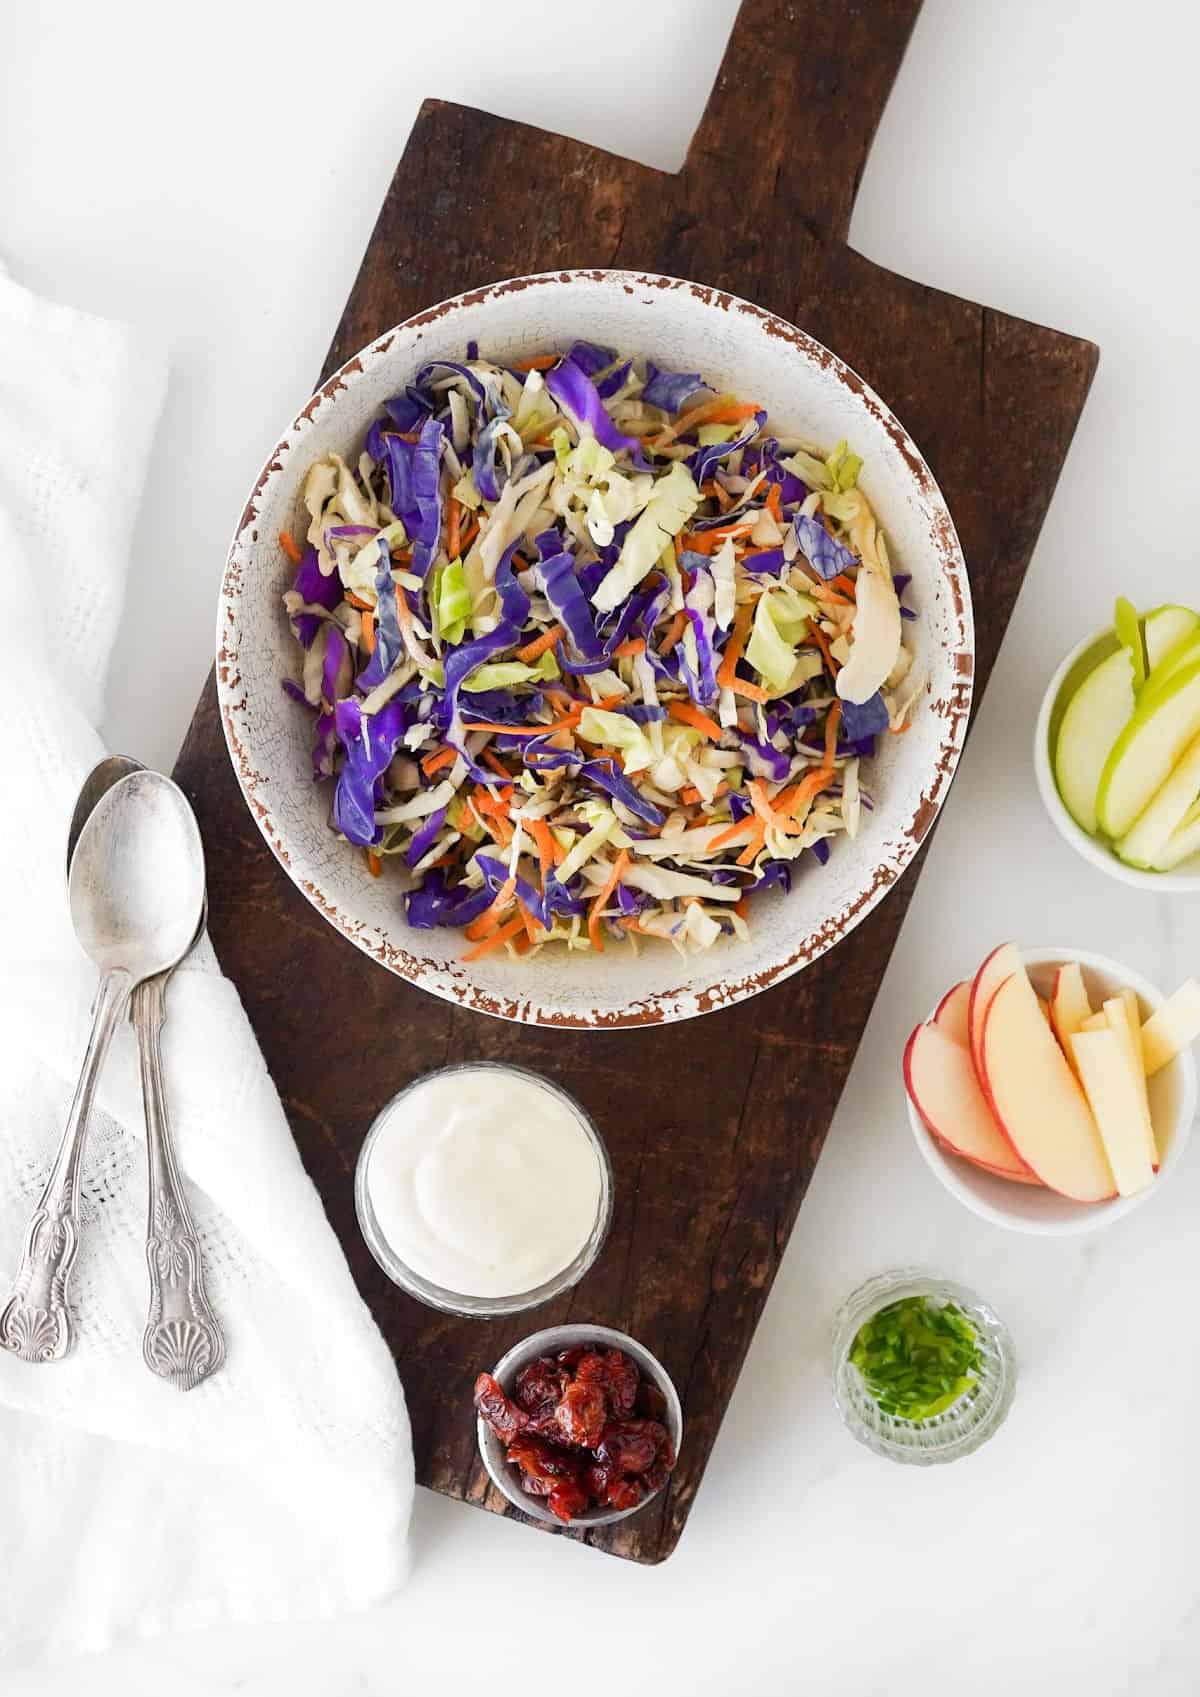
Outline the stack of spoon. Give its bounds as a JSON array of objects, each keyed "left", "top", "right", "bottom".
[{"left": 0, "top": 758, "right": 223, "bottom": 1390}]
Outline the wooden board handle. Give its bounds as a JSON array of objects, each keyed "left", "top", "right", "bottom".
[{"left": 683, "top": 0, "right": 923, "bottom": 243}]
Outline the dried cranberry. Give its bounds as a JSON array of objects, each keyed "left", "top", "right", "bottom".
[
  {"left": 585, "top": 1461, "right": 613, "bottom": 1499},
  {"left": 576, "top": 1348, "right": 639, "bottom": 1415},
  {"left": 605, "top": 1477, "right": 642, "bottom": 1512},
  {"left": 506, "top": 1434, "right": 582, "bottom": 1486},
  {"left": 596, "top": 1418, "right": 667, "bottom": 1477},
  {"left": 556, "top": 1344, "right": 589, "bottom": 1370},
  {"left": 515, "top": 1356, "right": 567, "bottom": 1416},
  {"left": 547, "top": 1480, "right": 589, "bottom": 1523},
  {"left": 635, "top": 1378, "right": 668, "bottom": 1421},
  {"left": 642, "top": 1459, "right": 670, "bottom": 1495},
  {"left": 554, "top": 1378, "right": 608, "bottom": 1448},
  {"left": 474, "top": 1373, "right": 529, "bottom": 1445}
]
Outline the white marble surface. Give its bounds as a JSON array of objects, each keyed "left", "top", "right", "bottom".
[{"left": 5, "top": 1, "right": 1200, "bottom": 1691}]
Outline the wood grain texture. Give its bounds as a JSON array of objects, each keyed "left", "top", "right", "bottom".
[{"left": 174, "top": 0, "right": 1097, "bottom": 1562}]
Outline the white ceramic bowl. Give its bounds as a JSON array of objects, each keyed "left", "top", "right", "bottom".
[
  {"left": 476, "top": 1323, "right": 683, "bottom": 1528},
  {"left": 217, "top": 270, "right": 973, "bottom": 1027},
  {"left": 1034, "top": 625, "right": 1200, "bottom": 890},
  {"left": 907, "top": 945, "right": 1197, "bottom": 1234}
]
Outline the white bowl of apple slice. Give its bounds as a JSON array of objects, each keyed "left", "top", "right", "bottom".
[
  {"left": 904, "top": 943, "right": 1199, "bottom": 1234},
  {"left": 1035, "top": 604, "right": 1200, "bottom": 888}
]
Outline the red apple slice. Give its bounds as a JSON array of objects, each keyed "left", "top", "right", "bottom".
[
  {"left": 927, "top": 1130, "right": 1044, "bottom": 1184},
  {"left": 969, "top": 943, "right": 1024, "bottom": 1074},
  {"left": 904, "top": 1022, "right": 1041, "bottom": 1183},
  {"left": 979, "top": 973, "right": 1117, "bottom": 1202},
  {"left": 933, "top": 981, "right": 971, "bottom": 1048}
]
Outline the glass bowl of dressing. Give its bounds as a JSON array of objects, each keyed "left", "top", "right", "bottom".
[
  {"left": 831, "top": 1269, "right": 1016, "bottom": 1465},
  {"left": 354, "top": 1062, "right": 613, "bottom": 1317}
]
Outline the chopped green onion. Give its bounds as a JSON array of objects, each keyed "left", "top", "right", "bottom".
[{"left": 849, "top": 1296, "right": 982, "bottom": 1422}]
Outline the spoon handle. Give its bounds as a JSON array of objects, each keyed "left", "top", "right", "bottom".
[
  {"left": 133, "top": 974, "right": 224, "bottom": 1390},
  {"left": 1, "top": 970, "right": 132, "bottom": 1362}
]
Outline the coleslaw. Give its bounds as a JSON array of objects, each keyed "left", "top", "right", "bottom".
[{"left": 280, "top": 344, "right": 921, "bottom": 961}]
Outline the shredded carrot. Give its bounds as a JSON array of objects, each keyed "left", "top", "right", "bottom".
[
  {"left": 587, "top": 849, "right": 630, "bottom": 953},
  {"left": 680, "top": 524, "right": 753, "bottom": 556},
  {"left": 279, "top": 530, "right": 302, "bottom": 564},
  {"left": 481, "top": 749, "right": 514, "bottom": 783},
  {"left": 360, "top": 609, "right": 376, "bottom": 655},
  {"left": 364, "top": 849, "right": 382, "bottom": 878},
  {"left": 734, "top": 896, "right": 749, "bottom": 921},
  {"left": 828, "top": 572, "right": 858, "bottom": 599},
  {"left": 702, "top": 479, "right": 734, "bottom": 513},
  {"left": 463, "top": 877, "right": 516, "bottom": 941},
  {"left": 679, "top": 782, "right": 728, "bottom": 807},
  {"left": 805, "top": 621, "right": 839, "bottom": 675},
  {"left": 890, "top": 719, "right": 912, "bottom": 735},
  {"left": 652, "top": 396, "right": 762, "bottom": 448},
  {"left": 657, "top": 611, "right": 688, "bottom": 655},
  {"left": 773, "top": 765, "right": 834, "bottom": 826},
  {"left": 824, "top": 700, "right": 842, "bottom": 767},
  {"left": 813, "top": 582, "right": 855, "bottom": 609},
  {"left": 459, "top": 516, "right": 480, "bottom": 553},
  {"left": 516, "top": 897, "right": 540, "bottom": 945},
  {"left": 716, "top": 603, "right": 753, "bottom": 691},
  {"left": 515, "top": 354, "right": 559, "bottom": 371},
  {"left": 746, "top": 779, "right": 778, "bottom": 829},
  {"left": 611, "top": 638, "right": 646, "bottom": 658},
  {"left": 515, "top": 625, "right": 563, "bottom": 664},
  {"left": 668, "top": 701, "right": 724, "bottom": 740},
  {"left": 765, "top": 482, "right": 782, "bottom": 522},
  {"left": 731, "top": 678, "right": 770, "bottom": 704},
  {"left": 473, "top": 788, "right": 511, "bottom": 820},
  {"left": 706, "top": 818, "right": 755, "bottom": 852},
  {"left": 345, "top": 591, "right": 373, "bottom": 611},
  {"left": 421, "top": 745, "right": 458, "bottom": 777},
  {"left": 462, "top": 913, "right": 526, "bottom": 961},
  {"left": 529, "top": 817, "right": 557, "bottom": 878},
  {"left": 736, "top": 824, "right": 767, "bottom": 866},
  {"left": 446, "top": 498, "right": 461, "bottom": 559}
]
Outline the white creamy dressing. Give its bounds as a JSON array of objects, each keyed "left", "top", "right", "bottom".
[{"left": 366, "top": 1067, "right": 602, "bottom": 1298}]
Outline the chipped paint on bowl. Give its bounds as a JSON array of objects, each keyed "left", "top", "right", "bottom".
[{"left": 216, "top": 270, "right": 973, "bottom": 1027}]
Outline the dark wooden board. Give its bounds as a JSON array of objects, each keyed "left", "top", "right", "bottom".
[{"left": 174, "top": 0, "right": 1097, "bottom": 1562}]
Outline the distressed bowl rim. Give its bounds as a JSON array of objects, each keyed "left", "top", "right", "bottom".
[{"left": 215, "top": 267, "right": 974, "bottom": 1028}]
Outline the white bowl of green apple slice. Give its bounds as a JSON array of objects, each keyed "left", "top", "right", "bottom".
[{"left": 1036, "top": 599, "right": 1200, "bottom": 887}]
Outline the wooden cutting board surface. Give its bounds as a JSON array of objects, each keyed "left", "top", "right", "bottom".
[{"left": 174, "top": 0, "right": 1097, "bottom": 1562}]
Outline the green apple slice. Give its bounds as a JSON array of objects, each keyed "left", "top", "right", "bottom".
[
  {"left": 1115, "top": 729, "right": 1200, "bottom": 868},
  {"left": 1144, "top": 605, "right": 1200, "bottom": 671},
  {"left": 1097, "top": 658, "right": 1200, "bottom": 838},
  {"left": 1140, "top": 630, "right": 1200, "bottom": 710},
  {"left": 1054, "top": 645, "right": 1135, "bottom": 834},
  {"left": 1153, "top": 798, "right": 1200, "bottom": 871}
]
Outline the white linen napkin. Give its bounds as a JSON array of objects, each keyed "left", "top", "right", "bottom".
[{"left": 0, "top": 265, "right": 413, "bottom": 1660}]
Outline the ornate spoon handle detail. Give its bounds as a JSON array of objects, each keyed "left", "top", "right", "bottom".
[
  {"left": 134, "top": 973, "right": 224, "bottom": 1390},
  {"left": 1, "top": 970, "right": 132, "bottom": 1362}
]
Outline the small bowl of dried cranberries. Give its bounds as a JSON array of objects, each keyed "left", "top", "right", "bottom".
[{"left": 474, "top": 1323, "right": 683, "bottom": 1527}]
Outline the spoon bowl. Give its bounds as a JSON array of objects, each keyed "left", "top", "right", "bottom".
[
  {"left": 66, "top": 755, "right": 144, "bottom": 876},
  {"left": 69, "top": 771, "right": 205, "bottom": 980}
]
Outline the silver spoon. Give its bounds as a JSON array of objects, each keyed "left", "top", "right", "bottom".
[
  {"left": 1, "top": 771, "right": 205, "bottom": 1364},
  {"left": 67, "top": 759, "right": 225, "bottom": 1390}
]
